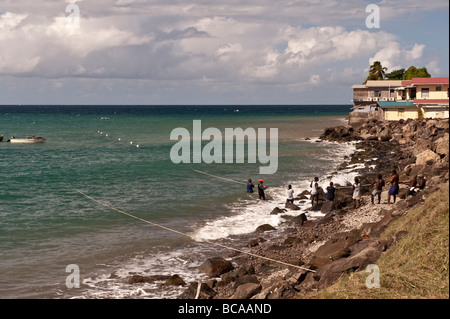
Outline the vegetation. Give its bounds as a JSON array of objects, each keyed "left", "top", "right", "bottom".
[
  {"left": 312, "top": 183, "right": 449, "bottom": 299},
  {"left": 403, "top": 66, "right": 431, "bottom": 80},
  {"left": 364, "top": 62, "right": 432, "bottom": 83},
  {"left": 364, "top": 61, "right": 387, "bottom": 83},
  {"left": 385, "top": 68, "right": 405, "bottom": 80}
]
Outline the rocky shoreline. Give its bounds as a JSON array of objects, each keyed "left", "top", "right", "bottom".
[
  {"left": 125, "top": 117, "right": 449, "bottom": 299},
  {"left": 170, "top": 117, "right": 449, "bottom": 299}
]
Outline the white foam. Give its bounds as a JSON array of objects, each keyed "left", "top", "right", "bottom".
[
  {"left": 79, "top": 247, "right": 211, "bottom": 299},
  {"left": 189, "top": 140, "right": 358, "bottom": 242}
]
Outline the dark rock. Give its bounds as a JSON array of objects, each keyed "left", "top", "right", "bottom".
[
  {"left": 199, "top": 257, "right": 234, "bottom": 278},
  {"left": 165, "top": 274, "right": 186, "bottom": 286},
  {"left": 270, "top": 207, "right": 286, "bottom": 215},
  {"left": 255, "top": 224, "right": 276, "bottom": 233},
  {"left": 285, "top": 202, "right": 300, "bottom": 210},
  {"left": 233, "top": 275, "right": 260, "bottom": 289},
  {"left": 128, "top": 274, "right": 170, "bottom": 284},
  {"left": 291, "top": 213, "right": 307, "bottom": 225},
  {"left": 178, "top": 282, "right": 216, "bottom": 299},
  {"left": 231, "top": 283, "right": 262, "bottom": 299},
  {"left": 320, "top": 201, "right": 341, "bottom": 214},
  {"left": 301, "top": 240, "right": 387, "bottom": 291},
  {"left": 309, "top": 229, "right": 362, "bottom": 269}
]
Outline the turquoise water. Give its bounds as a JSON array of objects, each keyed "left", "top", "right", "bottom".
[{"left": 0, "top": 105, "right": 351, "bottom": 298}]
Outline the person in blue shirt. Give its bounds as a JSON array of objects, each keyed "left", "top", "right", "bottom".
[
  {"left": 247, "top": 178, "right": 254, "bottom": 193},
  {"left": 326, "top": 182, "right": 336, "bottom": 201}
]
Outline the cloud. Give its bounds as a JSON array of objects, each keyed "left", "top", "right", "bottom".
[{"left": 0, "top": 0, "right": 448, "bottom": 104}]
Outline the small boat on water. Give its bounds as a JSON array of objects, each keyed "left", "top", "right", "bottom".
[
  {"left": 0, "top": 135, "right": 3, "bottom": 142},
  {"left": 9, "top": 136, "right": 46, "bottom": 144}
]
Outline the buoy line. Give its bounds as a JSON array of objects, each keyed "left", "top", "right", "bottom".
[
  {"left": 192, "top": 169, "right": 247, "bottom": 185},
  {"left": 75, "top": 189, "right": 315, "bottom": 273}
]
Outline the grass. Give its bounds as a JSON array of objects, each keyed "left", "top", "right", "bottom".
[{"left": 309, "top": 182, "right": 449, "bottom": 299}]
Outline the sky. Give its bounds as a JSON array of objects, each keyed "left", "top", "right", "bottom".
[{"left": 0, "top": 0, "right": 448, "bottom": 105}]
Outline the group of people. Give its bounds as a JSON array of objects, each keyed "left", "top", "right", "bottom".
[
  {"left": 247, "top": 170, "right": 426, "bottom": 209},
  {"left": 246, "top": 178, "right": 268, "bottom": 200},
  {"left": 370, "top": 170, "right": 426, "bottom": 206}
]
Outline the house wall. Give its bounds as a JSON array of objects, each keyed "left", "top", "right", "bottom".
[
  {"left": 416, "top": 84, "right": 449, "bottom": 99},
  {"left": 420, "top": 106, "right": 450, "bottom": 119},
  {"left": 384, "top": 108, "right": 420, "bottom": 121}
]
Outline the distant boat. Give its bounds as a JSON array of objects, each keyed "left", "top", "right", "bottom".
[
  {"left": 9, "top": 136, "right": 46, "bottom": 144},
  {"left": 0, "top": 135, "right": 3, "bottom": 142}
]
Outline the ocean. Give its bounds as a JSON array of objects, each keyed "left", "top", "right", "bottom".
[{"left": 0, "top": 104, "right": 357, "bottom": 299}]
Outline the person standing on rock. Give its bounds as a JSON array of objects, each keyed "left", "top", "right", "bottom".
[
  {"left": 286, "top": 185, "right": 294, "bottom": 204},
  {"left": 352, "top": 177, "right": 362, "bottom": 209},
  {"left": 247, "top": 178, "right": 254, "bottom": 193},
  {"left": 258, "top": 179, "right": 266, "bottom": 200},
  {"left": 387, "top": 169, "right": 400, "bottom": 205},
  {"left": 310, "top": 177, "right": 319, "bottom": 206},
  {"left": 326, "top": 182, "right": 336, "bottom": 201},
  {"left": 371, "top": 174, "right": 385, "bottom": 204}
]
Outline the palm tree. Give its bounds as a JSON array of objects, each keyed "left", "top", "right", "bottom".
[{"left": 364, "top": 61, "right": 387, "bottom": 84}]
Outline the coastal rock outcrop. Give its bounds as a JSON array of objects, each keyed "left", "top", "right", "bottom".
[
  {"left": 185, "top": 117, "right": 449, "bottom": 300},
  {"left": 199, "top": 257, "right": 234, "bottom": 278}
]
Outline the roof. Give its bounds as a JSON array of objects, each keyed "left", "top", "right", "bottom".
[
  {"left": 402, "top": 77, "right": 449, "bottom": 86},
  {"left": 378, "top": 101, "right": 416, "bottom": 108},
  {"left": 352, "top": 85, "right": 367, "bottom": 89},
  {"left": 365, "top": 80, "right": 403, "bottom": 87}
]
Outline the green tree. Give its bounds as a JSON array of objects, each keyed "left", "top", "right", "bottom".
[
  {"left": 364, "top": 61, "right": 387, "bottom": 83},
  {"left": 403, "top": 66, "right": 431, "bottom": 80},
  {"left": 385, "top": 68, "right": 405, "bottom": 80}
]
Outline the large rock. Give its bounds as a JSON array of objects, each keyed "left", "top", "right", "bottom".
[
  {"left": 301, "top": 240, "right": 388, "bottom": 291},
  {"left": 231, "top": 283, "right": 262, "bottom": 299},
  {"left": 292, "top": 213, "right": 307, "bottom": 225},
  {"left": 434, "top": 133, "right": 449, "bottom": 157},
  {"left": 309, "top": 229, "right": 361, "bottom": 269},
  {"left": 415, "top": 149, "right": 441, "bottom": 166},
  {"left": 320, "top": 201, "right": 340, "bottom": 214},
  {"left": 165, "top": 274, "right": 186, "bottom": 286},
  {"left": 412, "top": 138, "right": 433, "bottom": 156},
  {"left": 199, "top": 257, "right": 234, "bottom": 278},
  {"left": 255, "top": 224, "right": 276, "bottom": 233},
  {"left": 270, "top": 207, "right": 286, "bottom": 215},
  {"left": 178, "top": 282, "right": 216, "bottom": 299},
  {"left": 285, "top": 202, "right": 300, "bottom": 210}
]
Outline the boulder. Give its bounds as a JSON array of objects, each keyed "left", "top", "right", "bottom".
[
  {"left": 270, "top": 207, "right": 286, "bottom": 215},
  {"left": 320, "top": 201, "right": 340, "bottom": 214},
  {"left": 165, "top": 274, "right": 186, "bottom": 286},
  {"left": 231, "top": 283, "right": 262, "bottom": 299},
  {"left": 178, "top": 282, "right": 216, "bottom": 299},
  {"left": 309, "top": 229, "right": 361, "bottom": 269},
  {"left": 301, "top": 240, "right": 388, "bottom": 291},
  {"left": 285, "top": 202, "right": 300, "bottom": 210},
  {"left": 128, "top": 274, "right": 170, "bottom": 284},
  {"left": 199, "top": 257, "right": 234, "bottom": 278},
  {"left": 415, "top": 149, "right": 441, "bottom": 166},
  {"left": 292, "top": 213, "right": 307, "bottom": 225},
  {"left": 233, "top": 274, "right": 260, "bottom": 289},
  {"left": 434, "top": 133, "right": 449, "bottom": 157},
  {"left": 255, "top": 224, "right": 276, "bottom": 233}
]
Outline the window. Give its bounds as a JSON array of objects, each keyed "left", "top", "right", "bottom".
[
  {"left": 422, "top": 88, "right": 430, "bottom": 98},
  {"left": 436, "top": 86, "right": 442, "bottom": 91}
]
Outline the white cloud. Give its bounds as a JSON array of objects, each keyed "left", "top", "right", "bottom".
[{"left": 0, "top": 0, "right": 447, "bottom": 104}]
